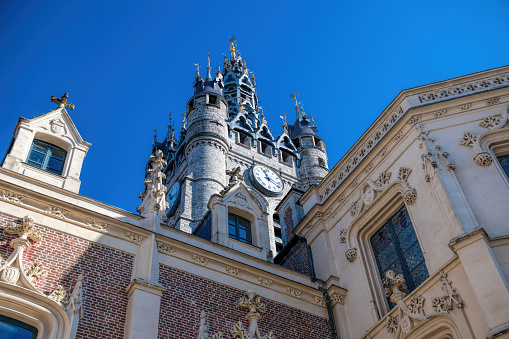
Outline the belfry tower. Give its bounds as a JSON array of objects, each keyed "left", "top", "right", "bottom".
[{"left": 185, "top": 56, "right": 229, "bottom": 229}]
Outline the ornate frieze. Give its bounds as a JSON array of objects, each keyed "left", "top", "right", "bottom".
[
  {"left": 408, "top": 115, "right": 421, "bottom": 126},
  {"left": 340, "top": 229, "right": 347, "bottom": 243},
  {"left": 319, "top": 107, "right": 405, "bottom": 202},
  {"left": 486, "top": 97, "right": 500, "bottom": 106},
  {"left": 46, "top": 205, "right": 69, "bottom": 219},
  {"left": 459, "top": 103, "right": 471, "bottom": 110},
  {"left": 192, "top": 254, "right": 209, "bottom": 266},
  {"left": 157, "top": 242, "right": 176, "bottom": 254},
  {"left": 314, "top": 296, "right": 326, "bottom": 306},
  {"left": 285, "top": 286, "right": 302, "bottom": 298},
  {"left": 345, "top": 248, "right": 357, "bottom": 262},
  {"left": 1, "top": 189, "right": 25, "bottom": 204},
  {"left": 225, "top": 265, "right": 239, "bottom": 277},
  {"left": 125, "top": 231, "right": 144, "bottom": 244},
  {"left": 86, "top": 218, "right": 108, "bottom": 232},
  {"left": 434, "top": 109, "right": 447, "bottom": 117},
  {"left": 417, "top": 73, "right": 509, "bottom": 103},
  {"left": 257, "top": 277, "right": 272, "bottom": 287}
]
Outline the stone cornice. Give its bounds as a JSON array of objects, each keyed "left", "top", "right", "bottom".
[
  {"left": 126, "top": 278, "right": 166, "bottom": 297},
  {"left": 306, "top": 66, "right": 509, "bottom": 208}
]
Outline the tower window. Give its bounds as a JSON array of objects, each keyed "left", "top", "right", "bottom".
[
  {"left": 26, "top": 140, "right": 67, "bottom": 175},
  {"left": 260, "top": 141, "right": 271, "bottom": 156},
  {"left": 314, "top": 137, "right": 322, "bottom": 148},
  {"left": 281, "top": 151, "right": 292, "bottom": 165},
  {"left": 188, "top": 99, "right": 194, "bottom": 111},
  {"left": 0, "top": 314, "right": 38, "bottom": 339},
  {"left": 497, "top": 154, "right": 509, "bottom": 179},
  {"left": 371, "top": 205, "right": 429, "bottom": 307},
  {"left": 208, "top": 95, "right": 217, "bottom": 106},
  {"left": 228, "top": 213, "right": 251, "bottom": 244},
  {"left": 318, "top": 157, "right": 325, "bottom": 167},
  {"left": 238, "top": 133, "right": 250, "bottom": 147},
  {"left": 293, "top": 138, "right": 300, "bottom": 149}
]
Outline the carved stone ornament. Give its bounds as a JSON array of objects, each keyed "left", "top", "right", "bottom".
[
  {"left": 157, "top": 242, "right": 176, "bottom": 254},
  {"left": 474, "top": 152, "right": 493, "bottom": 166},
  {"left": 362, "top": 187, "right": 375, "bottom": 205},
  {"left": 125, "top": 231, "right": 144, "bottom": 244},
  {"left": 285, "top": 286, "right": 302, "bottom": 298},
  {"left": 345, "top": 248, "right": 357, "bottom": 262},
  {"left": 460, "top": 131, "right": 478, "bottom": 147},
  {"left": 387, "top": 316, "right": 398, "bottom": 333},
  {"left": 0, "top": 216, "right": 84, "bottom": 318},
  {"left": 196, "top": 311, "right": 225, "bottom": 339},
  {"left": 397, "top": 167, "right": 412, "bottom": 182},
  {"left": 137, "top": 150, "right": 169, "bottom": 216},
  {"left": 459, "top": 103, "right": 471, "bottom": 110},
  {"left": 340, "top": 229, "right": 347, "bottom": 243},
  {"left": 314, "top": 296, "right": 326, "bottom": 306},
  {"left": 403, "top": 189, "right": 418, "bottom": 205},
  {"left": 431, "top": 272, "right": 463, "bottom": 314},
  {"left": 434, "top": 109, "right": 447, "bottom": 117},
  {"left": 51, "top": 92, "right": 75, "bottom": 109},
  {"left": 418, "top": 125, "right": 455, "bottom": 182},
  {"left": 382, "top": 270, "right": 407, "bottom": 303},
  {"left": 407, "top": 296, "right": 425, "bottom": 316},
  {"left": 350, "top": 201, "right": 359, "bottom": 217},
  {"left": 192, "top": 254, "right": 209, "bottom": 266},
  {"left": 50, "top": 119, "right": 65, "bottom": 134},
  {"left": 479, "top": 114, "right": 503, "bottom": 129},
  {"left": 225, "top": 265, "right": 240, "bottom": 277},
  {"left": 375, "top": 171, "right": 392, "bottom": 188},
  {"left": 86, "top": 218, "right": 108, "bottom": 232},
  {"left": 1, "top": 189, "right": 25, "bottom": 204},
  {"left": 257, "top": 277, "right": 272, "bottom": 287},
  {"left": 486, "top": 97, "right": 500, "bottom": 106},
  {"left": 46, "top": 205, "right": 69, "bottom": 219}
]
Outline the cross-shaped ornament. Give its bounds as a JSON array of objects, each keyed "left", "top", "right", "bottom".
[{"left": 51, "top": 93, "right": 75, "bottom": 109}]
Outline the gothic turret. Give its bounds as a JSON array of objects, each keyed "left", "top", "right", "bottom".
[
  {"left": 185, "top": 55, "right": 229, "bottom": 230},
  {"left": 287, "top": 94, "right": 328, "bottom": 189}
]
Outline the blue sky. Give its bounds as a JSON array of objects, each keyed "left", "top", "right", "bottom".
[{"left": 1, "top": 0, "right": 508, "bottom": 212}]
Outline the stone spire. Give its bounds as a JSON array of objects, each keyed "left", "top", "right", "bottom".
[{"left": 206, "top": 53, "right": 213, "bottom": 81}]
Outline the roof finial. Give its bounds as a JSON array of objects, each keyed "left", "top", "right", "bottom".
[
  {"left": 309, "top": 114, "right": 316, "bottom": 126},
  {"left": 215, "top": 63, "right": 223, "bottom": 80},
  {"left": 206, "top": 53, "right": 212, "bottom": 80},
  {"left": 299, "top": 101, "right": 307, "bottom": 117},
  {"left": 229, "top": 35, "right": 237, "bottom": 58},
  {"left": 260, "top": 106, "right": 267, "bottom": 124},
  {"left": 280, "top": 112, "right": 289, "bottom": 134},
  {"left": 194, "top": 63, "right": 200, "bottom": 78},
  {"left": 251, "top": 71, "right": 257, "bottom": 87},
  {"left": 51, "top": 92, "right": 75, "bottom": 110},
  {"left": 152, "top": 129, "right": 157, "bottom": 146},
  {"left": 290, "top": 93, "right": 299, "bottom": 120},
  {"left": 181, "top": 113, "right": 187, "bottom": 130},
  {"left": 243, "top": 60, "right": 248, "bottom": 74}
]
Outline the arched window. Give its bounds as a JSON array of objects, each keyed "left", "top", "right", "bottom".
[
  {"left": 26, "top": 140, "right": 67, "bottom": 175},
  {"left": 0, "top": 314, "right": 38, "bottom": 339},
  {"left": 370, "top": 205, "right": 429, "bottom": 306},
  {"left": 228, "top": 213, "right": 251, "bottom": 244},
  {"left": 496, "top": 154, "right": 509, "bottom": 178}
]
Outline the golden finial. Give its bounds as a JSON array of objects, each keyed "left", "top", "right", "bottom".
[
  {"left": 181, "top": 113, "right": 187, "bottom": 130},
  {"left": 260, "top": 106, "right": 267, "bottom": 124},
  {"left": 280, "top": 112, "right": 289, "bottom": 134},
  {"left": 310, "top": 115, "right": 315, "bottom": 125},
  {"left": 215, "top": 63, "right": 223, "bottom": 80},
  {"left": 299, "top": 101, "right": 306, "bottom": 117},
  {"left": 194, "top": 63, "right": 200, "bottom": 78},
  {"left": 243, "top": 60, "right": 248, "bottom": 74},
  {"left": 229, "top": 35, "right": 237, "bottom": 58}
]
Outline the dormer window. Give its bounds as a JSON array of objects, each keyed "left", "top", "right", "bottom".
[
  {"left": 238, "top": 132, "right": 250, "bottom": 147},
  {"left": 228, "top": 213, "right": 251, "bottom": 244},
  {"left": 281, "top": 151, "right": 292, "bottom": 165},
  {"left": 26, "top": 140, "right": 67, "bottom": 175},
  {"left": 260, "top": 141, "right": 271, "bottom": 156}
]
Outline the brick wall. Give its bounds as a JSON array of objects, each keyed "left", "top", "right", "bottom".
[
  {"left": 0, "top": 214, "right": 134, "bottom": 339},
  {"left": 277, "top": 239, "right": 313, "bottom": 276},
  {"left": 158, "top": 264, "right": 331, "bottom": 338}
]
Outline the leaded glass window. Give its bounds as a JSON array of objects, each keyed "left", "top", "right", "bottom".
[
  {"left": 497, "top": 154, "right": 509, "bottom": 179},
  {"left": 228, "top": 213, "right": 251, "bottom": 244},
  {"left": 26, "top": 140, "right": 67, "bottom": 175},
  {"left": 371, "top": 205, "right": 429, "bottom": 306},
  {"left": 0, "top": 314, "right": 38, "bottom": 339}
]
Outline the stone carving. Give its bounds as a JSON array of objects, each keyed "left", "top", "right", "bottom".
[
  {"left": 1, "top": 189, "right": 25, "bottom": 204},
  {"left": 479, "top": 114, "right": 503, "bottom": 129},
  {"left": 86, "top": 218, "right": 108, "bottom": 232},
  {"left": 486, "top": 97, "right": 500, "bottom": 105},
  {"left": 350, "top": 201, "right": 359, "bottom": 217},
  {"left": 51, "top": 92, "right": 75, "bottom": 109},
  {"left": 460, "top": 131, "right": 478, "bottom": 147},
  {"left": 408, "top": 115, "right": 421, "bottom": 126},
  {"left": 345, "top": 248, "right": 357, "bottom": 262},
  {"left": 49, "top": 285, "right": 70, "bottom": 306},
  {"left": 125, "top": 231, "right": 144, "bottom": 244},
  {"left": 285, "top": 286, "right": 302, "bottom": 298},
  {"left": 434, "top": 109, "right": 447, "bottom": 117},
  {"left": 257, "top": 277, "right": 272, "bottom": 287},
  {"left": 226, "top": 166, "right": 244, "bottom": 184},
  {"left": 431, "top": 272, "right": 463, "bottom": 313},
  {"left": 340, "top": 229, "right": 347, "bottom": 243},
  {"left": 193, "top": 254, "right": 209, "bottom": 266},
  {"left": 314, "top": 296, "right": 326, "bottom": 306},
  {"left": 329, "top": 292, "right": 345, "bottom": 305},
  {"left": 386, "top": 316, "right": 398, "bottom": 333},
  {"left": 1, "top": 267, "right": 20, "bottom": 284},
  {"left": 407, "top": 296, "right": 425, "bottom": 316},
  {"left": 50, "top": 119, "right": 65, "bottom": 134},
  {"left": 382, "top": 270, "right": 407, "bottom": 303},
  {"left": 230, "top": 290, "right": 275, "bottom": 339},
  {"left": 375, "top": 171, "right": 391, "bottom": 188},
  {"left": 197, "top": 311, "right": 224, "bottom": 339},
  {"left": 5, "top": 215, "right": 42, "bottom": 242},
  {"left": 459, "top": 103, "right": 471, "bottom": 110},
  {"left": 320, "top": 107, "right": 405, "bottom": 202},
  {"left": 362, "top": 187, "right": 375, "bottom": 205},
  {"left": 225, "top": 265, "right": 239, "bottom": 277},
  {"left": 23, "top": 261, "right": 46, "bottom": 283},
  {"left": 46, "top": 205, "right": 69, "bottom": 219},
  {"left": 474, "top": 152, "right": 493, "bottom": 166},
  {"left": 418, "top": 126, "right": 455, "bottom": 182},
  {"left": 157, "top": 242, "right": 176, "bottom": 254},
  {"left": 397, "top": 167, "right": 412, "bottom": 182},
  {"left": 403, "top": 189, "right": 418, "bottom": 205},
  {"left": 137, "top": 150, "right": 169, "bottom": 215},
  {"left": 393, "top": 131, "right": 404, "bottom": 141},
  {"left": 417, "top": 73, "right": 509, "bottom": 103}
]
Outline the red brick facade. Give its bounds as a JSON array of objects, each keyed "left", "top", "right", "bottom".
[
  {"left": 158, "top": 264, "right": 332, "bottom": 339},
  {"left": 0, "top": 214, "right": 134, "bottom": 339}
]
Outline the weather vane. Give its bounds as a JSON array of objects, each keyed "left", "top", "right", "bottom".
[{"left": 229, "top": 35, "right": 237, "bottom": 58}]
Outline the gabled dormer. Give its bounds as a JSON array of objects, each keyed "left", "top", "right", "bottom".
[{"left": 1, "top": 93, "right": 91, "bottom": 193}]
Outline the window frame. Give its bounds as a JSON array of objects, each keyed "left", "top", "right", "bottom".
[
  {"left": 0, "top": 314, "right": 38, "bottom": 339},
  {"left": 228, "top": 213, "right": 252, "bottom": 245},
  {"left": 26, "top": 139, "right": 67, "bottom": 176}
]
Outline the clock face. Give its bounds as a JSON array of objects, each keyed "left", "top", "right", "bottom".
[
  {"left": 166, "top": 182, "right": 181, "bottom": 217},
  {"left": 251, "top": 165, "right": 284, "bottom": 196}
]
